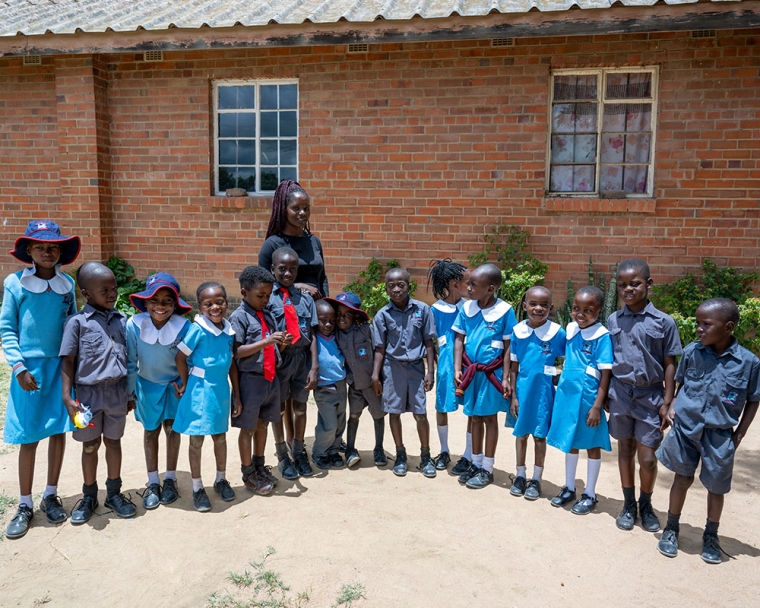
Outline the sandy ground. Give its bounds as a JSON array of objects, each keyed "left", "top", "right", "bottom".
[{"left": 1, "top": 390, "right": 759, "bottom": 607}]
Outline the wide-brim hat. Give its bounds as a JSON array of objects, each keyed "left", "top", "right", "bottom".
[
  {"left": 129, "top": 272, "right": 193, "bottom": 314},
  {"left": 323, "top": 292, "right": 370, "bottom": 322},
  {"left": 10, "top": 220, "right": 81, "bottom": 266}
]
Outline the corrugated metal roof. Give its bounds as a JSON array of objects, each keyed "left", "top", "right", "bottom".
[{"left": 0, "top": 0, "right": 739, "bottom": 38}]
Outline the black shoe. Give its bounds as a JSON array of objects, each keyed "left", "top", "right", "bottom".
[
  {"left": 278, "top": 455, "right": 299, "bottom": 480},
  {"left": 104, "top": 492, "right": 137, "bottom": 518},
  {"left": 701, "top": 533, "right": 726, "bottom": 564},
  {"left": 338, "top": 439, "right": 348, "bottom": 453},
  {"left": 524, "top": 479, "right": 541, "bottom": 501},
  {"left": 373, "top": 447, "right": 388, "bottom": 466},
  {"left": 330, "top": 452, "right": 345, "bottom": 467},
  {"left": 616, "top": 502, "right": 637, "bottom": 531},
  {"left": 510, "top": 475, "right": 527, "bottom": 497},
  {"left": 451, "top": 457, "right": 472, "bottom": 476},
  {"left": 70, "top": 495, "right": 98, "bottom": 524},
  {"left": 312, "top": 455, "right": 331, "bottom": 470},
  {"left": 434, "top": 451, "right": 451, "bottom": 470},
  {"left": 5, "top": 505, "right": 34, "bottom": 539},
  {"left": 393, "top": 451, "right": 408, "bottom": 477},
  {"left": 294, "top": 450, "right": 314, "bottom": 477},
  {"left": 140, "top": 483, "right": 162, "bottom": 510},
  {"left": 639, "top": 501, "right": 660, "bottom": 532},
  {"left": 658, "top": 528, "right": 679, "bottom": 558},
  {"left": 160, "top": 479, "right": 180, "bottom": 505},
  {"left": 41, "top": 495, "right": 68, "bottom": 524},
  {"left": 466, "top": 468, "right": 494, "bottom": 489},
  {"left": 193, "top": 488, "right": 211, "bottom": 512},
  {"left": 346, "top": 449, "right": 361, "bottom": 468},
  {"left": 550, "top": 486, "right": 577, "bottom": 508},
  {"left": 571, "top": 493, "right": 598, "bottom": 515},
  {"left": 213, "top": 479, "right": 236, "bottom": 502},
  {"left": 418, "top": 454, "right": 437, "bottom": 478},
  {"left": 245, "top": 468, "right": 275, "bottom": 496},
  {"left": 257, "top": 464, "right": 279, "bottom": 486},
  {"left": 457, "top": 463, "right": 479, "bottom": 485}
]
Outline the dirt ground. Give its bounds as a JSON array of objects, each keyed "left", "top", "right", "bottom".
[{"left": 1, "top": 391, "right": 759, "bottom": 607}]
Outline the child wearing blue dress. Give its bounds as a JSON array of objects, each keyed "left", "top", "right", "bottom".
[
  {"left": 126, "top": 273, "right": 192, "bottom": 510},
  {"left": 427, "top": 259, "right": 469, "bottom": 472},
  {"left": 508, "top": 286, "right": 566, "bottom": 501},
  {"left": 547, "top": 286, "right": 613, "bottom": 515},
  {"left": 1, "top": 220, "right": 80, "bottom": 539},
  {"left": 175, "top": 282, "right": 242, "bottom": 512}
]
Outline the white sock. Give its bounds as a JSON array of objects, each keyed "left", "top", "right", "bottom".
[
  {"left": 43, "top": 485, "right": 57, "bottom": 499},
  {"left": 20, "top": 494, "right": 33, "bottom": 509},
  {"left": 482, "top": 456, "right": 495, "bottom": 473},
  {"left": 516, "top": 465, "right": 527, "bottom": 478},
  {"left": 585, "top": 458, "right": 602, "bottom": 498},
  {"left": 147, "top": 470, "right": 160, "bottom": 486},
  {"left": 565, "top": 453, "right": 579, "bottom": 492},
  {"left": 463, "top": 431, "right": 473, "bottom": 461},
  {"left": 438, "top": 425, "right": 449, "bottom": 453},
  {"left": 164, "top": 470, "right": 177, "bottom": 481},
  {"left": 192, "top": 477, "right": 204, "bottom": 492},
  {"left": 533, "top": 465, "right": 544, "bottom": 481},
  {"left": 215, "top": 470, "right": 225, "bottom": 483},
  {"left": 472, "top": 453, "right": 484, "bottom": 468}
]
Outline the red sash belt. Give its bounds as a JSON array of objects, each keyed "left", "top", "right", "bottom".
[{"left": 455, "top": 353, "right": 504, "bottom": 397}]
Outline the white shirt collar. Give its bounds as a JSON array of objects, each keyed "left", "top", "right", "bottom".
[
  {"left": 134, "top": 312, "right": 188, "bottom": 345},
  {"left": 513, "top": 320, "right": 562, "bottom": 341},
  {"left": 19, "top": 264, "right": 72, "bottom": 295},
  {"left": 432, "top": 299, "right": 464, "bottom": 313},
  {"left": 462, "top": 298, "right": 512, "bottom": 323},
  {"left": 566, "top": 321, "right": 609, "bottom": 341},
  {"left": 195, "top": 314, "right": 235, "bottom": 337}
]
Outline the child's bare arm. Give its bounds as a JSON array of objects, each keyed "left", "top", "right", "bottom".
[
  {"left": 587, "top": 369, "right": 612, "bottom": 427},
  {"left": 423, "top": 338, "right": 435, "bottom": 392},
  {"left": 61, "top": 355, "right": 78, "bottom": 421},
  {"left": 306, "top": 329, "right": 319, "bottom": 390},
  {"left": 453, "top": 333, "right": 465, "bottom": 386},
  {"left": 501, "top": 339, "right": 511, "bottom": 398},
  {"left": 236, "top": 333, "right": 288, "bottom": 359},
  {"left": 732, "top": 400, "right": 759, "bottom": 449},
  {"left": 509, "top": 360, "right": 520, "bottom": 417},
  {"left": 175, "top": 351, "right": 189, "bottom": 398},
  {"left": 371, "top": 347, "right": 385, "bottom": 396},
  {"left": 661, "top": 354, "right": 677, "bottom": 421},
  {"left": 229, "top": 358, "right": 242, "bottom": 418}
]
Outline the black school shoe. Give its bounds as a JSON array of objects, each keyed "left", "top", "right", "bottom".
[
  {"left": 5, "top": 505, "right": 34, "bottom": 539},
  {"left": 139, "top": 484, "right": 162, "bottom": 510},
  {"left": 393, "top": 450, "right": 408, "bottom": 476},
  {"left": 373, "top": 447, "right": 388, "bottom": 466},
  {"left": 434, "top": 451, "right": 451, "bottom": 470},
  {"left": 465, "top": 468, "right": 494, "bottom": 489},
  {"left": 330, "top": 452, "right": 345, "bottom": 467},
  {"left": 193, "top": 488, "right": 212, "bottom": 512},
  {"left": 213, "top": 479, "right": 236, "bottom": 502},
  {"left": 570, "top": 493, "right": 598, "bottom": 515},
  {"left": 701, "top": 532, "right": 727, "bottom": 564},
  {"left": 104, "top": 492, "right": 137, "bottom": 518},
  {"left": 160, "top": 479, "right": 180, "bottom": 505},
  {"left": 524, "top": 479, "right": 541, "bottom": 501},
  {"left": 457, "top": 463, "right": 479, "bottom": 485},
  {"left": 312, "top": 454, "right": 332, "bottom": 470},
  {"left": 278, "top": 455, "right": 299, "bottom": 480},
  {"left": 616, "top": 502, "right": 637, "bottom": 531},
  {"left": 70, "top": 496, "right": 98, "bottom": 524},
  {"left": 450, "top": 457, "right": 471, "bottom": 476},
  {"left": 346, "top": 449, "right": 361, "bottom": 468},
  {"left": 41, "top": 495, "right": 68, "bottom": 524},
  {"left": 550, "top": 486, "right": 577, "bottom": 508},
  {"left": 294, "top": 450, "right": 314, "bottom": 477},
  {"left": 657, "top": 528, "right": 679, "bottom": 558},
  {"left": 639, "top": 501, "right": 661, "bottom": 532},
  {"left": 510, "top": 476, "right": 527, "bottom": 497}
]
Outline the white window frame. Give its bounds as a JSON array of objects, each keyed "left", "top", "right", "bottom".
[
  {"left": 546, "top": 66, "right": 659, "bottom": 198},
  {"left": 213, "top": 79, "right": 299, "bottom": 195}
]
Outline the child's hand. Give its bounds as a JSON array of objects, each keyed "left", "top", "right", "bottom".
[
  {"left": 172, "top": 380, "right": 184, "bottom": 398},
  {"left": 63, "top": 397, "right": 80, "bottom": 423},
  {"left": 268, "top": 331, "right": 287, "bottom": 345},
  {"left": 454, "top": 370, "right": 462, "bottom": 387},
  {"left": 232, "top": 396, "right": 243, "bottom": 418},
  {"left": 660, "top": 403, "right": 675, "bottom": 431},
  {"left": 603, "top": 399, "right": 610, "bottom": 413},
  {"left": 305, "top": 368, "right": 318, "bottom": 391},
  {"left": 127, "top": 399, "right": 136, "bottom": 413},
  {"left": 371, "top": 376, "right": 382, "bottom": 397},
  {"left": 586, "top": 406, "right": 601, "bottom": 427},
  {"left": 510, "top": 397, "right": 520, "bottom": 418},
  {"left": 281, "top": 332, "right": 293, "bottom": 346},
  {"left": 501, "top": 378, "right": 511, "bottom": 400},
  {"left": 732, "top": 428, "right": 746, "bottom": 449},
  {"left": 424, "top": 372, "right": 434, "bottom": 392},
  {"left": 16, "top": 370, "right": 39, "bottom": 392}
]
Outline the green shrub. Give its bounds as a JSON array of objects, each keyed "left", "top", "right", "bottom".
[
  {"left": 555, "top": 258, "right": 618, "bottom": 327},
  {"left": 106, "top": 256, "right": 148, "bottom": 318},
  {"left": 343, "top": 258, "right": 417, "bottom": 318}
]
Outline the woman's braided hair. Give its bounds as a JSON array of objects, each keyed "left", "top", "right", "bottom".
[{"left": 265, "top": 180, "right": 310, "bottom": 239}]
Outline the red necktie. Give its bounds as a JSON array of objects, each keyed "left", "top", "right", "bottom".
[
  {"left": 280, "top": 287, "right": 302, "bottom": 346},
  {"left": 255, "top": 311, "right": 276, "bottom": 382}
]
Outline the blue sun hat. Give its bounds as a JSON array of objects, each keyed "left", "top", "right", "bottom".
[
  {"left": 323, "top": 291, "right": 370, "bottom": 322},
  {"left": 10, "top": 220, "right": 82, "bottom": 266},
  {"left": 129, "top": 272, "right": 192, "bottom": 314}
]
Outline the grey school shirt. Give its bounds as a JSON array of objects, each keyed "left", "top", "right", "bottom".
[
  {"left": 674, "top": 339, "right": 760, "bottom": 435},
  {"left": 229, "top": 301, "right": 282, "bottom": 374},
  {"left": 267, "top": 282, "right": 318, "bottom": 350},
  {"left": 336, "top": 323, "right": 375, "bottom": 390},
  {"left": 372, "top": 298, "right": 436, "bottom": 362},
  {"left": 59, "top": 304, "right": 127, "bottom": 386},
  {"left": 607, "top": 302, "right": 682, "bottom": 387}
]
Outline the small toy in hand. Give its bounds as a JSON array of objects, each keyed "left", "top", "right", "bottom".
[{"left": 73, "top": 401, "right": 96, "bottom": 429}]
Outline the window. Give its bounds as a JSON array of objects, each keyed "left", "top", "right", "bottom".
[
  {"left": 547, "top": 67, "right": 658, "bottom": 197},
  {"left": 214, "top": 80, "right": 298, "bottom": 194}
]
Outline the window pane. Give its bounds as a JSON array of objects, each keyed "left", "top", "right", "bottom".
[
  {"left": 573, "top": 165, "right": 595, "bottom": 192},
  {"left": 550, "top": 166, "right": 574, "bottom": 192},
  {"left": 575, "top": 103, "right": 597, "bottom": 133},
  {"left": 280, "top": 84, "right": 297, "bottom": 109},
  {"left": 238, "top": 140, "right": 256, "bottom": 164},
  {"left": 600, "top": 166, "right": 623, "bottom": 191},
  {"left": 219, "top": 140, "right": 237, "bottom": 165},
  {"left": 218, "top": 85, "right": 255, "bottom": 109},
  {"left": 218, "top": 114, "right": 237, "bottom": 138},
  {"left": 551, "top": 135, "right": 574, "bottom": 164},
  {"left": 238, "top": 113, "right": 256, "bottom": 137},
  {"left": 261, "top": 169, "right": 278, "bottom": 191},
  {"left": 260, "top": 112, "right": 278, "bottom": 138},
  {"left": 280, "top": 111, "right": 297, "bottom": 137},
  {"left": 218, "top": 86, "right": 237, "bottom": 110},
  {"left": 237, "top": 86, "right": 256, "bottom": 109},
  {"left": 602, "top": 104, "right": 627, "bottom": 132},
  {"left": 553, "top": 74, "right": 597, "bottom": 101},
  {"left": 601, "top": 133, "right": 625, "bottom": 163},
  {"left": 624, "top": 165, "right": 648, "bottom": 194},
  {"left": 606, "top": 72, "right": 652, "bottom": 100},
  {"left": 219, "top": 166, "right": 236, "bottom": 190},
  {"left": 238, "top": 168, "right": 256, "bottom": 192},
  {"left": 625, "top": 133, "right": 650, "bottom": 164},
  {"left": 280, "top": 166, "right": 297, "bottom": 182},
  {"left": 574, "top": 134, "right": 596, "bottom": 163},
  {"left": 626, "top": 103, "right": 652, "bottom": 131},
  {"left": 261, "top": 85, "right": 278, "bottom": 110},
  {"left": 280, "top": 140, "right": 297, "bottom": 165},
  {"left": 260, "top": 140, "right": 278, "bottom": 165},
  {"left": 552, "top": 103, "right": 597, "bottom": 133}
]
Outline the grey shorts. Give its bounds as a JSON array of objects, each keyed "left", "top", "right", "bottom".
[
  {"left": 656, "top": 424, "right": 735, "bottom": 495},
  {"left": 381, "top": 358, "right": 427, "bottom": 416},
  {"left": 348, "top": 383, "right": 386, "bottom": 420},
  {"left": 233, "top": 372, "right": 281, "bottom": 429},
  {"left": 73, "top": 379, "right": 128, "bottom": 442},
  {"left": 608, "top": 377, "right": 664, "bottom": 449},
  {"left": 277, "top": 346, "right": 311, "bottom": 403}
]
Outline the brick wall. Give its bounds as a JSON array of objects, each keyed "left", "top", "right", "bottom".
[{"left": 0, "top": 30, "right": 758, "bottom": 304}]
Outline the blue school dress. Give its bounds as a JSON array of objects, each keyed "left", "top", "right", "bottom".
[
  {"left": 508, "top": 320, "right": 567, "bottom": 438},
  {"left": 0, "top": 268, "right": 76, "bottom": 444},
  {"left": 452, "top": 299, "right": 517, "bottom": 417},
  {"left": 173, "top": 315, "right": 235, "bottom": 436},
  {"left": 547, "top": 321, "right": 613, "bottom": 453},
  {"left": 126, "top": 312, "right": 190, "bottom": 432},
  {"left": 432, "top": 299, "right": 464, "bottom": 414}
]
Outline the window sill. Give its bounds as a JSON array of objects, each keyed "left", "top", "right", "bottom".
[
  {"left": 208, "top": 195, "right": 272, "bottom": 211},
  {"left": 543, "top": 197, "right": 656, "bottom": 214}
]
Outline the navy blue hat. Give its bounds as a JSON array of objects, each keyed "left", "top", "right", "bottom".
[
  {"left": 10, "top": 220, "right": 81, "bottom": 266},
  {"left": 129, "top": 272, "right": 192, "bottom": 314},
  {"left": 323, "top": 292, "right": 370, "bottom": 322}
]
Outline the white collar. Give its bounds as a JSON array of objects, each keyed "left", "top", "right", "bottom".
[
  {"left": 19, "top": 264, "right": 72, "bottom": 295},
  {"left": 513, "top": 320, "right": 561, "bottom": 341},
  {"left": 432, "top": 299, "right": 464, "bottom": 313},
  {"left": 462, "top": 298, "right": 512, "bottom": 323},
  {"left": 134, "top": 312, "right": 188, "bottom": 345},
  {"left": 566, "top": 321, "right": 609, "bottom": 341},
  {"left": 195, "top": 314, "right": 235, "bottom": 337}
]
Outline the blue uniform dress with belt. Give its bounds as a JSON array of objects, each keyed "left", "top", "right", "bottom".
[
  {"left": 174, "top": 315, "right": 236, "bottom": 436},
  {"left": 451, "top": 299, "right": 517, "bottom": 417},
  {"left": 432, "top": 299, "right": 464, "bottom": 414},
  {"left": 509, "top": 320, "right": 567, "bottom": 438},
  {"left": 0, "top": 267, "right": 77, "bottom": 444},
  {"left": 547, "top": 321, "right": 613, "bottom": 453},
  {"left": 126, "top": 312, "right": 190, "bottom": 432}
]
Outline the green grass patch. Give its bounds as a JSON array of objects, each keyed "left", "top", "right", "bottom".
[{"left": 333, "top": 583, "right": 366, "bottom": 608}]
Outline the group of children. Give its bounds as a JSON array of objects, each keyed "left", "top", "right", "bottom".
[{"left": 2, "top": 219, "right": 758, "bottom": 566}]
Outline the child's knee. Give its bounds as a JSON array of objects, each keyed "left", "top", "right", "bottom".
[
  {"left": 162, "top": 419, "right": 176, "bottom": 434},
  {"left": 673, "top": 473, "right": 694, "bottom": 488},
  {"left": 189, "top": 435, "right": 205, "bottom": 449},
  {"left": 211, "top": 433, "right": 226, "bottom": 444},
  {"left": 413, "top": 413, "right": 427, "bottom": 423},
  {"left": 533, "top": 436, "right": 546, "bottom": 445},
  {"left": 638, "top": 447, "right": 658, "bottom": 469},
  {"left": 83, "top": 438, "right": 101, "bottom": 454},
  {"left": 292, "top": 401, "right": 307, "bottom": 415},
  {"left": 103, "top": 437, "right": 121, "bottom": 450},
  {"left": 618, "top": 438, "right": 637, "bottom": 458},
  {"left": 349, "top": 412, "right": 361, "bottom": 423},
  {"left": 145, "top": 427, "right": 161, "bottom": 441}
]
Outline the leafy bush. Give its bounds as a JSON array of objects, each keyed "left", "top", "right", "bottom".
[
  {"left": 343, "top": 258, "right": 417, "bottom": 318},
  {"left": 555, "top": 258, "right": 618, "bottom": 327},
  {"left": 106, "top": 256, "right": 147, "bottom": 318}
]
